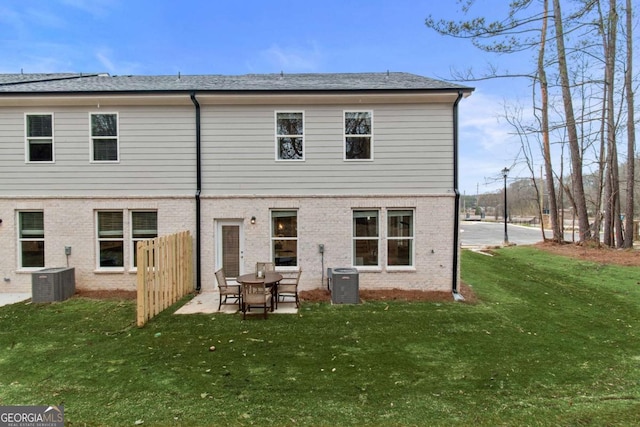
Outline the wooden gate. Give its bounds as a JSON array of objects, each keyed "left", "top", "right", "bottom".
[{"left": 136, "top": 231, "right": 193, "bottom": 327}]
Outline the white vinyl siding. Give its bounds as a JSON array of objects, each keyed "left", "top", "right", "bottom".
[
  {"left": 0, "top": 106, "right": 195, "bottom": 196},
  {"left": 202, "top": 104, "right": 453, "bottom": 195},
  {"left": 25, "top": 113, "right": 54, "bottom": 163},
  {"left": 1, "top": 102, "right": 453, "bottom": 197}
]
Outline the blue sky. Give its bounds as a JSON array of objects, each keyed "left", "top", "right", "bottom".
[{"left": 0, "top": 0, "right": 536, "bottom": 195}]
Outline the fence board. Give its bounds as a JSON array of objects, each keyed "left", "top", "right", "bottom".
[{"left": 137, "top": 231, "right": 193, "bottom": 327}]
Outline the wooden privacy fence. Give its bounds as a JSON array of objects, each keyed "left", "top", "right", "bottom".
[{"left": 137, "top": 231, "right": 193, "bottom": 327}]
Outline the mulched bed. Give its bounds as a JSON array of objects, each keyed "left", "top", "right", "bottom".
[
  {"left": 76, "top": 283, "right": 477, "bottom": 304},
  {"left": 300, "top": 282, "right": 477, "bottom": 304}
]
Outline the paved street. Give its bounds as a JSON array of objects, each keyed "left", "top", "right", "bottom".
[{"left": 460, "top": 220, "right": 559, "bottom": 248}]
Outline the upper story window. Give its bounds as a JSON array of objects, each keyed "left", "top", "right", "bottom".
[
  {"left": 25, "top": 114, "right": 54, "bottom": 162},
  {"left": 344, "top": 111, "right": 373, "bottom": 160},
  {"left": 91, "top": 113, "right": 119, "bottom": 162},
  {"left": 387, "top": 210, "right": 414, "bottom": 267},
  {"left": 131, "top": 211, "right": 158, "bottom": 268},
  {"left": 18, "top": 211, "right": 45, "bottom": 268},
  {"left": 353, "top": 210, "right": 379, "bottom": 267},
  {"left": 276, "top": 112, "right": 304, "bottom": 160}
]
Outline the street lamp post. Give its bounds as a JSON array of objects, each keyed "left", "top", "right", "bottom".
[{"left": 502, "top": 167, "right": 509, "bottom": 245}]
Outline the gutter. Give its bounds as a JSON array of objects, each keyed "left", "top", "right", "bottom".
[
  {"left": 452, "top": 90, "right": 464, "bottom": 301},
  {"left": 190, "top": 92, "right": 202, "bottom": 292}
]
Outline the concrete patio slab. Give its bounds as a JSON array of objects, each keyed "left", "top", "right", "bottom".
[
  {"left": 174, "top": 291, "right": 298, "bottom": 315},
  {"left": 0, "top": 293, "right": 30, "bottom": 307}
]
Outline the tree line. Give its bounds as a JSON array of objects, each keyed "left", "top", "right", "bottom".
[{"left": 427, "top": 0, "right": 637, "bottom": 246}]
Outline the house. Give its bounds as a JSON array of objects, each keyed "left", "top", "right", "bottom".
[{"left": 0, "top": 72, "right": 473, "bottom": 297}]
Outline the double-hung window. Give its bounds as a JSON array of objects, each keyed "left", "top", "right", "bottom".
[
  {"left": 19, "top": 211, "right": 45, "bottom": 268},
  {"left": 25, "top": 114, "right": 54, "bottom": 162},
  {"left": 97, "top": 211, "right": 124, "bottom": 268},
  {"left": 271, "top": 210, "right": 298, "bottom": 267},
  {"left": 344, "top": 111, "right": 372, "bottom": 160},
  {"left": 131, "top": 211, "right": 158, "bottom": 268},
  {"left": 353, "top": 210, "right": 379, "bottom": 266},
  {"left": 91, "top": 113, "right": 119, "bottom": 162},
  {"left": 387, "top": 210, "right": 414, "bottom": 267},
  {"left": 276, "top": 112, "right": 304, "bottom": 160}
]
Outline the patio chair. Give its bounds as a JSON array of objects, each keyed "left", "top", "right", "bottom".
[
  {"left": 277, "top": 270, "right": 301, "bottom": 308},
  {"left": 242, "top": 282, "right": 272, "bottom": 319},
  {"left": 256, "top": 262, "right": 275, "bottom": 274},
  {"left": 215, "top": 268, "right": 242, "bottom": 311}
]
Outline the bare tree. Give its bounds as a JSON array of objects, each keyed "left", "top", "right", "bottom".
[
  {"left": 622, "top": 0, "right": 636, "bottom": 247},
  {"left": 552, "top": 0, "right": 592, "bottom": 242},
  {"left": 536, "top": 0, "right": 563, "bottom": 242}
]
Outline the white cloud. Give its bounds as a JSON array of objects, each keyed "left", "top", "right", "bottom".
[
  {"left": 95, "top": 48, "right": 141, "bottom": 75},
  {"left": 24, "top": 7, "right": 66, "bottom": 28},
  {"left": 257, "top": 42, "right": 324, "bottom": 72},
  {"left": 458, "top": 90, "right": 536, "bottom": 194},
  {"left": 58, "top": 0, "right": 116, "bottom": 17},
  {"left": 0, "top": 5, "right": 26, "bottom": 33}
]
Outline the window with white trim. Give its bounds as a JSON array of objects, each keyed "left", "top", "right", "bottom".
[
  {"left": 271, "top": 210, "right": 298, "bottom": 267},
  {"left": 131, "top": 211, "right": 158, "bottom": 268},
  {"left": 25, "top": 114, "right": 54, "bottom": 162},
  {"left": 276, "top": 112, "right": 304, "bottom": 160},
  {"left": 91, "top": 113, "right": 119, "bottom": 162},
  {"left": 344, "top": 111, "right": 372, "bottom": 160},
  {"left": 19, "top": 211, "right": 45, "bottom": 268},
  {"left": 353, "top": 210, "right": 379, "bottom": 266},
  {"left": 387, "top": 210, "right": 414, "bottom": 267},
  {"left": 97, "top": 211, "right": 124, "bottom": 268}
]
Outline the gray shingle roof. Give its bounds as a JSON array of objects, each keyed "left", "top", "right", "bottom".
[{"left": 0, "top": 72, "right": 473, "bottom": 94}]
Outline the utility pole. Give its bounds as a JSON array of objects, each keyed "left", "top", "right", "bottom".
[{"left": 502, "top": 167, "right": 510, "bottom": 245}]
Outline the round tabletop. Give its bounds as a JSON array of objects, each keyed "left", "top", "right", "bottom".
[{"left": 236, "top": 272, "right": 282, "bottom": 285}]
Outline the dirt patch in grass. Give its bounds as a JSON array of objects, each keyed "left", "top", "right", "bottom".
[{"left": 533, "top": 240, "right": 640, "bottom": 267}]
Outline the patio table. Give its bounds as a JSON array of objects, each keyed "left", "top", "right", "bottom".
[{"left": 236, "top": 272, "right": 282, "bottom": 311}]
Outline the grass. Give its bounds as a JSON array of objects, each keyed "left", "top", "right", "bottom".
[{"left": 0, "top": 246, "right": 639, "bottom": 426}]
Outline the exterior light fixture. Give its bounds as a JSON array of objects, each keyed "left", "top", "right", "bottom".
[{"left": 250, "top": 216, "right": 256, "bottom": 225}]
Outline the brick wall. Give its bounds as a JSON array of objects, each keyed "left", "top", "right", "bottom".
[
  {"left": 1, "top": 194, "right": 458, "bottom": 294},
  {"left": 0, "top": 197, "right": 195, "bottom": 292},
  {"left": 201, "top": 194, "right": 458, "bottom": 293}
]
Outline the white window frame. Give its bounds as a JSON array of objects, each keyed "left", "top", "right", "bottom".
[
  {"left": 352, "top": 209, "right": 380, "bottom": 269},
  {"left": 96, "top": 210, "right": 125, "bottom": 271},
  {"left": 90, "top": 112, "right": 120, "bottom": 163},
  {"left": 386, "top": 209, "right": 415, "bottom": 270},
  {"left": 17, "top": 210, "right": 45, "bottom": 270},
  {"left": 130, "top": 210, "right": 158, "bottom": 270},
  {"left": 24, "top": 113, "right": 55, "bottom": 163},
  {"left": 275, "top": 111, "right": 305, "bottom": 161},
  {"left": 271, "top": 210, "right": 298, "bottom": 269},
  {"left": 344, "top": 110, "right": 373, "bottom": 161}
]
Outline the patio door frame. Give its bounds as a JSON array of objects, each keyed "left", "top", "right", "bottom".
[{"left": 215, "top": 219, "right": 245, "bottom": 279}]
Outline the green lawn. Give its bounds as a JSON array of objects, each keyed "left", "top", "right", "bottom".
[{"left": 1, "top": 246, "right": 639, "bottom": 426}]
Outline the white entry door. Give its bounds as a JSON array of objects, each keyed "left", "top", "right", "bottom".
[{"left": 215, "top": 220, "right": 244, "bottom": 279}]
